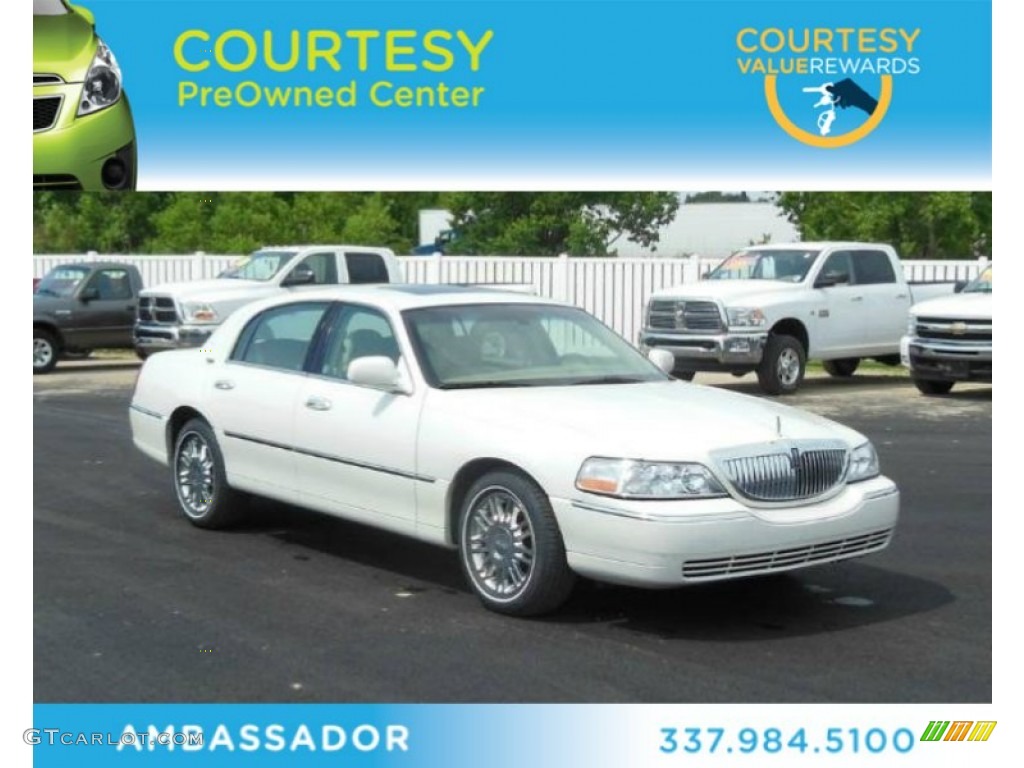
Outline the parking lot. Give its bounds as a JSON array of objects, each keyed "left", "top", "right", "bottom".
[{"left": 34, "top": 361, "right": 991, "bottom": 703}]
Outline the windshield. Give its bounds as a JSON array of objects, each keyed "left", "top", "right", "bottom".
[
  {"left": 219, "top": 251, "right": 296, "bottom": 281},
  {"left": 709, "top": 248, "right": 820, "bottom": 282},
  {"left": 35, "top": 266, "right": 89, "bottom": 298},
  {"left": 34, "top": 0, "right": 69, "bottom": 15},
  {"left": 963, "top": 266, "right": 992, "bottom": 293},
  {"left": 405, "top": 303, "right": 668, "bottom": 389}
]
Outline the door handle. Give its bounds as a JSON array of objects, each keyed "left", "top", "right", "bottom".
[
  {"left": 851, "top": 296, "right": 864, "bottom": 302},
  {"left": 305, "top": 395, "right": 332, "bottom": 411},
  {"left": 214, "top": 380, "right": 235, "bottom": 391},
  {"left": 895, "top": 293, "right": 907, "bottom": 299}
]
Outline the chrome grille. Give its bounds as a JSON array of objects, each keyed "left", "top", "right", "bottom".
[
  {"left": 681, "top": 528, "right": 893, "bottom": 580},
  {"left": 647, "top": 299, "right": 723, "bottom": 332},
  {"left": 138, "top": 296, "right": 180, "bottom": 325},
  {"left": 719, "top": 443, "right": 848, "bottom": 502},
  {"left": 915, "top": 317, "right": 991, "bottom": 343},
  {"left": 34, "top": 96, "right": 62, "bottom": 132}
]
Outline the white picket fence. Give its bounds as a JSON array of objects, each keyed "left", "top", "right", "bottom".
[{"left": 33, "top": 253, "right": 988, "bottom": 343}]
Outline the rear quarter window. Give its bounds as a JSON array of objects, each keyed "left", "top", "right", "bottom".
[
  {"left": 853, "top": 250, "right": 898, "bottom": 285},
  {"left": 345, "top": 253, "right": 391, "bottom": 284}
]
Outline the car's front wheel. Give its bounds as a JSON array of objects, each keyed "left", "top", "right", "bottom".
[
  {"left": 458, "top": 470, "right": 576, "bottom": 616},
  {"left": 756, "top": 334, "right": 806, "bottom": 395},
  {"left": 33, "top": 329, "right": 59, "bottom": 374},
  {"left": 172, "top": 418, "right": 241, "bottom": 528}
]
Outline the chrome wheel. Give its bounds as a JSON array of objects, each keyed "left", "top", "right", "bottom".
[
  {"left": 777, "top": 347, "right": 801, "bottom": 386},
  {"left": 175, "top": 431, "right": 216, "bottom": 517},
  {"left": 463, "top": 487, "right": 536, "bottom": 601},
  {"left": 34, "top": 337, "right": 54, "bottom": 369}
]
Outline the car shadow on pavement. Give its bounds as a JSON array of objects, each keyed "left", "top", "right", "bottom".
[
  {"left": 235, "top": 498, "right": 953, "bottom": 638},
  {"left": 714, "top": 373, "right": 912, "bottom": 396},
  {"left": 552, "top": 561, "right": 954, "bottom": 640}
]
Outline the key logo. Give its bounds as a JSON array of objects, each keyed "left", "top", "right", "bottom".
[{"left": 735, "top": 27, "right": 922, "bottom": 148}]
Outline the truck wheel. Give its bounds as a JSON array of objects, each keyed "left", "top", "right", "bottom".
[
  {"left": 913, "top": 378, "right": 955, "bottom": 396},
  {"left": 756, "top": 334, "right": 806, "bottom": 395},
  {"left": 33, "top": 329, "right": 59, "bottom": 374},
  {"left": 458, "top": 470, "right": 576, "bottom": 616},
  {"left": 823, "top": 358, "right": 860, "bottom": 377},
  {"left": 172, "top": 418, "right": 242, "bottom": 529}
]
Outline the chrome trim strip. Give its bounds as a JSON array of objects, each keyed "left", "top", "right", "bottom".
[
  {"left": 129, "top": 403, "right": 164, "bottom": 420},
  {"left": 570, "top": 499, "right": 745, "bottom": 524},
  {"left": 223, "top": 430, "right": 435, "bottom": 483}
]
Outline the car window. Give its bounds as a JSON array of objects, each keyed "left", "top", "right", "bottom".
[
  {"left": 88, "top": 269, "right": 133, "bottom": 300},
  {"left": 818, "top": 251, "right": 853, "bottom": 286},
  {"left": 852, "top": 250, "right": 897, "bottom": 285},
  {"left": 35, "top": 266, "right": 89, "bottom": 298},
  {"left": 345, "top": 253, "right": 391, "bottom": 284},
  {"left": 319, "top": 305, "right": 400, "bottom": 381},
  {"left": 231, "top": 302, "right": 331, "bottom": 372},
  {"left": 292, "top": 252, "right": 338, "bottom": 285}
]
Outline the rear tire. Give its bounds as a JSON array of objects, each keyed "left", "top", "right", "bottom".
[
  {"left": 172, "top": 418, "right": 241, "bottom": 529},
  {"left": 33, "top": 329, "right": 59, "bottom": 374},
  {"left": 913, "top": 378, "right": 955, "bottom": 396},
  {"left": 458, "top": 470, "right": 576, "bottom": 616},
  {"left": 823, "top": 358, "right": 860, "bottom": 377},
  {"left": 756, "top": 334, "right": 806, "bottom": 395}
]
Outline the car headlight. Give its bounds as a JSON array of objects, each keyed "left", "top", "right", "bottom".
[
  {"left": 847, "top": 442, "right": 880, "bottom": 483},
  {"left": 77, "top": 39, "right": 122, "bottom": 117},
  {"left": 181, "top": 303, "right": 219, "bottom": 324},
  {"left": 576, "top": 457, "right": 727, "bottom": 499},
  {"left": 726, "top": 307, "right": 767, "bottom": 328},
  {"left": 906, "top": 315, "right": 917, "bottom": 336}
]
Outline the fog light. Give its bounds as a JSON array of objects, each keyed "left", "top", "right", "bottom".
[
  {"left": 101, "top": 158, "right": 128, "bottom": 189},
  {"left": 727, "top": 338, "right": 752, "bottom": 354}
]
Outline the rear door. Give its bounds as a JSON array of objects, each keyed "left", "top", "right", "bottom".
[{"left": 850, "top": 248, "right": 907, "bottom": 351}]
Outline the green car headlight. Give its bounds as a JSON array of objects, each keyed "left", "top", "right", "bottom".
[
  {"left": 78, "top": 39, "right": 122, "bottom": 117},
  {"left": 576, "top": 457, "right": 727, "bottom": 500}
]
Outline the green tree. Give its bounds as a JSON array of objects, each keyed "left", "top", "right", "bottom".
[
  {"left": 441, "top": 192, "right": 680, "bottom": 256},
  {"left": 776, "top": 192, "right": 991, "bottom": 259}
]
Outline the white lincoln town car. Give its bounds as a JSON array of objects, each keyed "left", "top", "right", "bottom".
[{"left": 130, "top": 285, "right": 900, "bottom": 615}]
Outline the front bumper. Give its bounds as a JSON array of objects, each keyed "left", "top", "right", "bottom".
[
  {"left": 33, "top": 84, "right": 136, "bottom": 190},
  {"left": 134, "top": 323, "right": 214, "bottom": 353},
  {"left": 900, "top": 335, "right": 992, "bottom": 382},
  {"left": 553, "top": 475, "right": 899, "bottom": 587},
  {"left": 639, "top": 329, "right": 768, "bottom": 370}
]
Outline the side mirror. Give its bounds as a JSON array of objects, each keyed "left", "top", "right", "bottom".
[
  {"left": 347, "top": 356, "right": 409, "bottom": 394},
  {"left": 647, "top": 348, "right": 676, "bottom": 375},
  {"left": 815, "top": 272, "right": 850, "bottom": 288},
  {"left": 79, "top": 286, "right": 100, "bottom": 302},
  {"left": 954, "top": 280, "right": 968, "bottom": 294},
  {"left": 282, "top": 263, "right": 316, "bottom": 287}
]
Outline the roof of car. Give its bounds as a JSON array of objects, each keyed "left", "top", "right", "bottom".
[
  {"left": 252, "top": 283, "right": 560, "bottom": 312},
  {"left": 743, "top": 242, "right": 893, "bottom": 250},
  {"left": 55, "top": 261, "right": 140, "bottom": 272}
]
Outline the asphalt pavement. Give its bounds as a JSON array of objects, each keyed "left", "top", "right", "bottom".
[{"left": 34, "top": 362, "right": 992, "bottom": 702}]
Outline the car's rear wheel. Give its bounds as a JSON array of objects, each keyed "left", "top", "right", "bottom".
[
  {"left": 172, "top": 418, "right": 241, "bottom": 528},
  {"left": 33, "top": 329, "right": 59, "bottom": 374},
  {"left": 458, "top": 470, "right": 576, "bottom": 616},
  {"left": 823, "top": 358, "right": 860, "bottom": 377},
  {"left": 913, "top": 378, "right": 955, "bottom": 396}
]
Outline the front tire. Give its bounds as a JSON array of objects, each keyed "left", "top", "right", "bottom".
[
  {"left": 756, "top": 334, "right": 806, "bottom": 395},
  {"left": 823, "top": 358, "right": 860, "bottom": 377},
  {"left": 913, "top": 378, "right": 955, "bottom": 396},
  {"left": 172, "top": 418, "right": 241, "bottom": 529},
  {"left": 33, "top": 329, "right": 59, "bottom": 374},
  {"left": 458, "top": 470, "right": 576, "bottom": 616}
]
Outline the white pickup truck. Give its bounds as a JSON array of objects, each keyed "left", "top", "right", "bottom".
[
  {"left": 134, "top": 246, "right": 402, "bottom": 356},
  {"left": 639, "top": 242, "right": 957, "bottom": 394},
  {"left": 900, "top": 265, "right": 992, "bottom": 395}
]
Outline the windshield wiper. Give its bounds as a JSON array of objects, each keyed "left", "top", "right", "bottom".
[
  {"left": 440, "top": 380, "right": 540, "bottom": 390},
  {"left": 570, "top": 376, "right": 647, "bottom": 385}
]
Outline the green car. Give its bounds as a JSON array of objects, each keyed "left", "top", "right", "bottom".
[{"left": 33, "top": 0, "right": 136, "bottom": 190}]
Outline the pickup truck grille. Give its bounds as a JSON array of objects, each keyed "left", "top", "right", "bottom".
[
  {"left": 719, "top": 443, "right": 848, "bottom": 502},
  {"left": 915, "top": 317, "right": 991, "bottom": 343},
  {"left": 138, "top": 296, "right": 180, "bottom": 325},
  {"left": 647, "top": 299, "right": 723, "bottom": 332}
]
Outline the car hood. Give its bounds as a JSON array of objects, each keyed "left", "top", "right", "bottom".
[
  {"left": 34, "top": 11, "right": 96, "bottom": 82},
  {"left": 437, "top": 380, "right": 864, "bottom": 460},
  {"left": 911, "top": 292, "right": 992, "bottom": 320},
  {"left": 141, "top": 279, "right": 274, "bottom": 302},
  {"left": 654, "top": 279, "right": 801, "bottom": 306}
]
